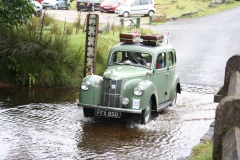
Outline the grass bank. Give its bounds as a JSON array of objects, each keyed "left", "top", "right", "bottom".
[{"left": 189, "top": 140, "right": 213, "bottom": 160}]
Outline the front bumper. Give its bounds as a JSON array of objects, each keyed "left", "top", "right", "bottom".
[
  {"left": 77, "top": 103, "right": 142, "bottom": 114},
  {"left": 42, "top": 4, "right": 54, "bottom": 8}
]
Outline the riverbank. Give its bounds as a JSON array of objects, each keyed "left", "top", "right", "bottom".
[{"left": 0, "top": 81, "right": 15, "bottom": 87}]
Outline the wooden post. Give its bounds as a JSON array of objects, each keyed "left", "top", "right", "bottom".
[{"left": 83, "top": 14, "right": 99, "bottom": 77}]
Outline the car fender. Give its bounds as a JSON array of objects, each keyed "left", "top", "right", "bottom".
[
  {"left": 122, "top": 78, "right": 157, "bottom": 111},
  {"left": 79, "top": 75, "right": 103, "bottom": 105},
  {"left": 169, "top": 74, "right": 181, "bottom": 100}
]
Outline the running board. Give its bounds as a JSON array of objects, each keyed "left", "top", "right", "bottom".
[{"left": 157, "top": 100, "right": 172, "bottom": 112}]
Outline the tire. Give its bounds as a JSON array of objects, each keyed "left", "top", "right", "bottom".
[
  {"left": 148, "top": 10, "right": 154, "bottom": 17},
  {"left": 66, "top": 5, "right": 70, "bottom": 10},
  {"left": 83, "top": 108, "right": 94, "bottom": 117},
  {"left": 123, "top": 11, "right": 129, "bottom": 18},
  {"left": 139, "top": 99, "right": 152, "bottom": 125},
  {"left": 54, "top": 4, "right": 58, "bottom": 10},
  {"left": 170, "top": 88, "right": 177, "bottom": 106}
]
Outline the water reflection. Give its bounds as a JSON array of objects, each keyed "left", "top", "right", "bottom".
[
  {"left": 0, "top": 87, "right": 79, "bottom": 108},
  {"left": 0, "top": 86, "right": 217, "bottom": 159}
]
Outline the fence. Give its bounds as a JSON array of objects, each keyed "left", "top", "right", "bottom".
[
  {"left": 120, "top": 17, "right": 141, "bottom": 28},
  {"left": 213, "top": 54, "right": 240, "bottom": 160}
]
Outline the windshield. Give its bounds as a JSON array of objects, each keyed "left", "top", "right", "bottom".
[
  {"left": 122, "top": 0, "right": 133, "bottom": 6},
  {"left": 109, "top": 51, "right": 152, "bottom": 68}
]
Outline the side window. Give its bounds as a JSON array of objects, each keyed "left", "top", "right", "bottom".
[
  {"left": 133, "top": 0, "right": 140, "bottom": 6},
  {"left": 110, "top": 52, "right": 124, "bottom": 64},
  {"left": 141, "top": 0, "right": 149, "bottom": 5},
  {"left": 167, "top": 52, "right": 175, "bottom": 67},
  {"left": 149, "top": 0, "right": 153, "bottom": 4},
  {"left": 156, "top": 52, "right": 166, "bottom": 69}
]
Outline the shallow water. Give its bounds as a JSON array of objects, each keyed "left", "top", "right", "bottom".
[{"left": 0, "top": 86, "right": 217, "bottom": 159}]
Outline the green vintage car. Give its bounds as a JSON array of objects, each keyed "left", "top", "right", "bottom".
[{"left": 77, "top": 35, "right": 181, "bottom": 124}]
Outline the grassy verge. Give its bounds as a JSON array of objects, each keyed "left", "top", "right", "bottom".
[
  {"left": 189, "top": 140, "right": 213, "bottom": 160},
  {"left": 155, "top": 0, "right": 240, "bottom": 18}
]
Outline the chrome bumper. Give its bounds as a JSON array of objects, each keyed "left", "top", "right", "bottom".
[{"left": 77, "top": 103, "right": 142, "bottom": 114}]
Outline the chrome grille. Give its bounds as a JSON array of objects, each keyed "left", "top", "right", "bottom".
[{"left": 102, "top": 78, "right": 122, "bottom": 107}]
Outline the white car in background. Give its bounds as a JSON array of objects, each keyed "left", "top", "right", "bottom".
[
  {"left": 115, "top": 0, "right": 156, "bottom": 17},
  {"left": 41, "top": 0, "right": 70, "bottom": 10},
  {"left": 31, "top": 0, "right": 43, "bottom": 16}
]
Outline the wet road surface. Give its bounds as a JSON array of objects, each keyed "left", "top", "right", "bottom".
[
  {"left": 148, "top": 6, "right": 240, "bottom": 87},
  {"left": 0, "top": 86, "right": 217, "bottom": 159}
]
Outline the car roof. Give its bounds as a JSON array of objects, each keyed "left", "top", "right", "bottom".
[{"left": 110, "top": 41, "right": 173, "bottom": 56}]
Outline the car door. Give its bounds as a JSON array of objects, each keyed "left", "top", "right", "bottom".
[
  {"left": 57, "top": 0, "right": 64, "bottom": 7},
  {"left": 139, "top": 0, "right": 150, "bottom": 15},
  {"left": 130, "top": 0, "right": 142, "bottom": 15},
  {"left": 165, "top": 50, "right": 176, "bottom": 101},
  {"left": 152, "top": 52, "right": 167, "bottom": 104}
]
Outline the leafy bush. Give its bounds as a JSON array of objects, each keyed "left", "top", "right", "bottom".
[{"left": 0, "top": 15, "right": 83, "bottom": 87}]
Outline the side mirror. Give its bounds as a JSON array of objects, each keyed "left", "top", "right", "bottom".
[{"left": 88, "top": 66, "right": 94, "bottom": 75}]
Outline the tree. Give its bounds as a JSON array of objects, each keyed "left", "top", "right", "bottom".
[{"left": 0, "top": 0, "right": 35, "bottom": 28}]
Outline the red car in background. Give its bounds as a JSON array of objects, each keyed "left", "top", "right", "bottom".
[{"left": 100, "top": 0, "right": 123, "bottom": 13}]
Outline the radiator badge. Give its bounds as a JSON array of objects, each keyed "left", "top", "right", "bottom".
[{"left": 105, "top": 83, "right": 109, "bottom": 89}]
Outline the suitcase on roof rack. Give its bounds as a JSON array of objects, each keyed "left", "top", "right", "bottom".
[
  {"left": 141, "top": 34, "right": 164, "bottom": 45},
  {"left": 120, "top": 33, "right": 140, "bottom": 43}
]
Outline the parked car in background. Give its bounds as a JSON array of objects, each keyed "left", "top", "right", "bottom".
[
  {"left": 31, "top": 0, "right": 43, "bottom": 16},
  {"left": 77, "top": 33, "right": 181, "bottom": 125},
  {"left": 100, "top": 0, "right": 123, "bottom": 13},
  {"left": 41, "top": 0, "right": 70, "bottom": 10},
  {"left": 76, "top": 0, "right": 101, "bottom": 11},
  {"left": 115, "top": 0, "right": 156, "bottom": 17}
]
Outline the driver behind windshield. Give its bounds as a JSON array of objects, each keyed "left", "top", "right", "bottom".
[{"left": 124, "top": 52, "right": 137, "bottom": 64}]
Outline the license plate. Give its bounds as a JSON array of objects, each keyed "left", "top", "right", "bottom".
[
  {"left": 132, "top": 98, "right": 140, "bottom": 109},
  {"left": 80, "top": 2, "right": 85, "bottom": 5},
  {"left": 104, "top": 7, "right": 110, "bottom": 9},
  {"left": 95, "top": 109, "right": 121, "bottom": 118}
]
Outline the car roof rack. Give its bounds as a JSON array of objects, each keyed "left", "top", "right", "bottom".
[{"left": 119, "top": 33, "right": 168, "bottom": 46}]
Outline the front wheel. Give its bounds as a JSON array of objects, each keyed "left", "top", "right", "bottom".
[
  {"left": 66, "top": 5, "right": 70, "bottom": 10},
  {"left": 139, "top": 99, "right": 152, "bottom": 125}
]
